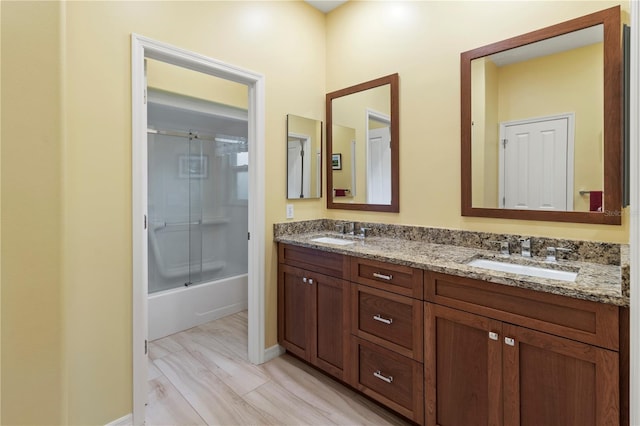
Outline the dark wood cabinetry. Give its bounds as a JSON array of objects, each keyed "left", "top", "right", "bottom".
[
  {"left": 278, "top": 243, "right": 625, "bottom": 426},
  {"left": 349, "top": 257, "right": 425, "bottom": 424},
  {"left": 278, "top": 246, "right": 350, "bottom": 381},
  {"left": 425, "top": 272, "right": 621, "bottom": 426}
]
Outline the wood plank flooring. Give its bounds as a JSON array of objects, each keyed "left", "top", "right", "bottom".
[{"left": 146, "top": 311, "right": 411, "bottom": 425}]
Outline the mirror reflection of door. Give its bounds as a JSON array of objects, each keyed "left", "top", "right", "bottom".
[
  {"left": 287, "top": 135, "right": 311, "bottom": 198},
  {"left": 366, "top": 111, "right": 391, "bottom": 204},
  {"left": 500, "top": 114, "right": 574, "bottom": 211}
]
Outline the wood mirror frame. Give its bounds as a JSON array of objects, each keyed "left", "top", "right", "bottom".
[
  {"left": 326, "top": 73, "right": 399, "bottom": 212},
  {"left": 461, "top": 6, "right": 621, "bottom": 225}
]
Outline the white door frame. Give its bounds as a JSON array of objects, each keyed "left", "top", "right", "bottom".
[
  {"left": 131, "top": 34, "right": 265, "bottom": 426},
  {"left": 629, "top": 2, "right": 639, "bottom": 424},
  {"left": 498, "top": 112, "right": 575, "bottom": 210},
  {"left": 287, "top": 131, "right": 311, "bottom": 198},
  {"left": 365, "top": 109, "right": 391, "bottom": 203}
]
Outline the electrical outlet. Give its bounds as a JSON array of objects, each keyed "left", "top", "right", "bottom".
[{"left": 286, "top": 204, "right": 294, "bottom": 219}]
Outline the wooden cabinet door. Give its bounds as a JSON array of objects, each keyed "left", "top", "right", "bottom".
[
  {"left": 503, "top": 323, "right": 619, "bottom": 426},
  {"left": 278, "top": 264, "right": 312, "bottom": 361},
  {"left": 425, "top": 303, "right": 503, "bottom": 426},
  {"left": 312, "top": 271, "right": 350, "bottom": 380}
]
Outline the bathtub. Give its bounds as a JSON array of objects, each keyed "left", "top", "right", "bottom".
[{"left": 148, "top": 273, "right": 248, "bottom": 341}]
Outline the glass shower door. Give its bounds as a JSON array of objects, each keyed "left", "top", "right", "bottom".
[
  {"left": 148, "top": 131, "right": 205, "bottom": 293},
  {"left": 187, "top": 135, "right": 203, "bottom": 286}
]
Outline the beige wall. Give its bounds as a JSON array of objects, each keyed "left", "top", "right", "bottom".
[
  {"left": 2, "top": 1, "right": 326, "bottom": 424},
  {"left": 0, "top": 1, "right": 630, "bottom": 424},
  {"left": 147, "top": 58, "right": 249, "bottom": 110},
  {"left": 1, "top": 2, "right": 64, "bottom": 424},
  {"left": 497, "top": 43, "right": 604, "bottom": 211},
  {"left": 326, "top": 0, "right": 629, "bottom": 242}
]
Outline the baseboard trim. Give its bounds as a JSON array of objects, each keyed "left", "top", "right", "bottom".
[
  {"left": 263, "top": 344, "right": 285, "bottom": 362},
  {"left": 105, "top": 413, "right": 132, "bottom": 426}
]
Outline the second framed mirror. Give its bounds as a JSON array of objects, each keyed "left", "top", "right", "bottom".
[{"left": 326, "top": 73, "right": 399, "bottom": 212}]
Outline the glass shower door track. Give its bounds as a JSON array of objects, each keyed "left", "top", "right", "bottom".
[{"left": 147, "top": 127, "right": 216, "bottom": 141}]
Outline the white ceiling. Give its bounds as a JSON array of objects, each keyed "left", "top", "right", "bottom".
[
  {"left": 489, "top": 25, "right": 603, "bottom": 67},
  {"left": 304, "top": 0, "right": 348, "bottom": 13}
]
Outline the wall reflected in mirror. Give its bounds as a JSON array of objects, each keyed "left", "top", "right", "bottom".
[
  {"left": 286, "top": 114, "right": 322, "bottom": 199},
  {"left": 471, "top": 25, "right": 604, "bottom": 213},
  {"left": 331, "top": 84, "right": 391, "bottom": 204}
]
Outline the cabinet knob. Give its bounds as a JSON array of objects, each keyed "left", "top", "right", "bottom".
[
  {"left": 302, "top": 277, "right": 307, "bottom": 283},
  {"left": 488, "top": 331, "right": 499, "bottom": 341},
  {"left": 373, "top": 370, "right": 393, "bottom": 384},
  {"left": 308, "top": 278, "right": 313, "bottom": 285},
  {"left": 504, "top": 337, "right": 515, "bottom": 346}
]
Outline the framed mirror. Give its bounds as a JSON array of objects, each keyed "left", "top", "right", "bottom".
[
  {"left": 326, "top": 73, "right": 399, "bottom": 212},
  {"left": 286, "top": 114, "right": 323, "bottom": 199},
  {"left": 461, "top": 6, "right": 621, "bottom": 225}
]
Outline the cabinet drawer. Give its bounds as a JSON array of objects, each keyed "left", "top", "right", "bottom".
[
  {"left": 279, "top": 243, "right": 349, "bottom": 279},
  {"left": 352, "top": 284, "right": 423, "bottom": 361},
  {"left": 425, "top": 271, "right": 620, "bottom": 350},
  {"left": 351, "top": 337, "right": 424, "bottom": 424},
  {"left": 350, "top": 257, "right": 423, "bottom": 299}
]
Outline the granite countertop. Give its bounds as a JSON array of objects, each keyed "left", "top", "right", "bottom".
[{"left": 276, "top": 231, "right": 628, "bottom": 307}]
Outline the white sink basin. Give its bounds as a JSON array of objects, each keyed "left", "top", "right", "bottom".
[
  {"left": 311, "top": 236, "right": 355, "bottom": 246},
  {"left": 467, "top": 258, "right": 577, "bottom": 282}
]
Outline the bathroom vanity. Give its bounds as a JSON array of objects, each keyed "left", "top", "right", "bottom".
[{"left": 275, "top": 220, "right": 628, "bottom": 426}]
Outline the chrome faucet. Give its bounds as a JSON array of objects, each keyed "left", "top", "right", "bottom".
[
  {"left": 489, "top": 240, "right": 510, "bottom": 256},
  {"left": 520, "top": 238, "right": 532, "bottom": 257},
  {"left": 356, "top": 227, "right": 370, "bottom": 239},
  {"left": 545, "top": 246, "right": 572, "bottom": 262},
  {"left": 344, "top": 222, "right": 355, "bottom": 236}
]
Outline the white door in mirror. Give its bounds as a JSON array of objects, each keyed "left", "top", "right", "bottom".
[{"left": 501, "top": 115, "right": 572, "bottom": 211}]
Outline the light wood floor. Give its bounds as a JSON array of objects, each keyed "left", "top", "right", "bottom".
[{"left": 146, "top": 311, "right": 411, "bottom": 425}]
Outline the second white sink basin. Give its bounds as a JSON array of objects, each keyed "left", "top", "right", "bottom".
[
  {"left": 467, "top": 258, "right": 578, "bottom": 282},
  {"left": 311, "top": 236, "right": 355, "bottom": 246}
]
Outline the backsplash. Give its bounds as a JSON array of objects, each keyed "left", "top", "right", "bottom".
[{"left": 274, "top": 219, "right": 624, "bottom": 266}]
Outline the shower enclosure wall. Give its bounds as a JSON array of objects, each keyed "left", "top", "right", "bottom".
[{"left": 147, "top": 89, "right": 248, "bottom": 340}]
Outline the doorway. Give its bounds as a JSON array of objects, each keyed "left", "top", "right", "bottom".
[
  {"left": 366, "top": 110, "right": 391, "bottom": 204},
  {"left": 131, "top": 34, "right": 266, "bottom": 426},
  {"left": 499, "top": 113, "right": 575, "bottom": 211},
  {"left": 287, "top": 133, "right": 311, "bottom": 198}
]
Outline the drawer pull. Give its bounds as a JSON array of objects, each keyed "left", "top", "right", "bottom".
[
  {"left": 505, "top": 337, "right": 515, "bottom": 346},
  {"left": 489, "top": 332, "right": 499, "bottom": 341},
  {"left": 373, "top": 314, "right": 393, "bottom": 325},
  {"left": 373, "top": 370, "right": 393, "bottom": 384},
  {"left": 372, "top": 272, "right": 393, "bottom": 281}
]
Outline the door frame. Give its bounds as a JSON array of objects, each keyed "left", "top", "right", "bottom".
[
  {"left": 365, "top": 109, "right": 391, "bottom": 203},
  {"left": 498, "top": 112, "right": 575, "bottom": 210},
  {"left": 287, "top": 131, "right": 312, "bottom": 198},
  {"left": 131, "top": 34, "right": 266, "bottom": 425}
]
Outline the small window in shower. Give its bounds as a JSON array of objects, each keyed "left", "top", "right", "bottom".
[{"left": 231, "top": 151, "right": 249, "bottom": 202}]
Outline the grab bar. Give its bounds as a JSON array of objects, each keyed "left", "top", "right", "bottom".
[{"left": 166, "top": 220, "right": 200, "bottom": 227}]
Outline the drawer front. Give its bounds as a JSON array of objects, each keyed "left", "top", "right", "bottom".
[
  {"left": 352, "top": 337, "right": 424, "bottom": 423},
  {"left": 425, "top": 271, "right": 620, "bottom": 350},
  {"left": 351, "top": 257, "right": 423, "bottom": 299},
  {"left": 352, "top": 284, "right": 423, "bottom": 361},
  {"left": 279, "top": 243, "right": 349, "bottom": 279}
]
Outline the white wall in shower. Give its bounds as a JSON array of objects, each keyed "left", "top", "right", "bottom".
[{"left": 147, "top": 89, "right": 248, "bottom": 339}]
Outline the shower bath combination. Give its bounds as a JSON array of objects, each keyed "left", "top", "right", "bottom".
[{"left": 146, "top": 89, "right": 249, "bottom": 340}]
